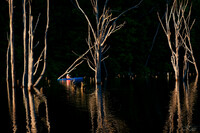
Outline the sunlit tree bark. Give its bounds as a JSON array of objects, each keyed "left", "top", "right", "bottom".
[
  {"left": 27, "top": 0, "right": 34, "bottom": 90},
  {"left": 21, "top": 0, "right": 49, "bottom": 90},
  {"left": 6, "top": 0, "right": 49, "bottom": 132},
  {"left": 158, "top": 0, "right": 198, "bottom": 81},
  {"left": 22, "top": 0, "right": 28, "bottom": 89},
  {"left": 8, "top": 0, "right": 17, "bottom": 132},
  {"left": 58, "top": 0, "right": 142, "bottom": 85},
  {"left": 8, "top": 0, "right": 15, "bottom": 89},
  {"left": 34, "top": 0, "right": 49, "bottom": 86}
]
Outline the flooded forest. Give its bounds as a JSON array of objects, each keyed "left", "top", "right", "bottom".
[{"left": 1, "top": 0, "right": 200, "bottom": 132}]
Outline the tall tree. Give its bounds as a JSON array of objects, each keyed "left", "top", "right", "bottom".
[
  {"left": 158, "top": 0, "right": 198, "bottom": 81},
  {"left": 7, "top": 0, "right": 17, "bottom": 132},
  {"left": 8, "top": 0, "right": 15, "bottom": 89},
  {"left": 58, "top": 0, "right": 142, "bottom": 85},
  {"left": 22, "top": 0, "right": 49, "bottom": 90},
  {"left": 22, "top": 0, "right": 28, "bottom": 89}
]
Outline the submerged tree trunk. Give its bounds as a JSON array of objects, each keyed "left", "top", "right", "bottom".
[
  {"left": 22, "top": 0, "right": 28, "bottom": 88},
  {"left": 34, "top": 0, "right": 49, "bottom": 86},
  {"left": 158, "top": 0, "right": 198, "bottom": 81},
  {"left": 6, "top": 41, "right": 11, "bottom": 113},
  {"left": 175, "top": 48, "right": 179, "bottom": 81},
  {"left": 28, "top": 1, "right": 34, "bottom": 90},
  {"left": 8, "top": 0, "right": 17, "bottom": 131},
  {"left": 58, "top": 0, "right": 142, "bottom": 85},
  {"left": 23, "top": 0, "right": 49, "bottom": 89},
  {"left": 9, "top": 0, "right": 15, "bottom": 90},
  {"left": 96, "top": 48, "right": 102, "bottom": 84}
]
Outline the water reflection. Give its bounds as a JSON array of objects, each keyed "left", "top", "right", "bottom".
[
  {"left": 7, "top": 85, "right": 17, "bottom": 133},
  {"left": 7, "top": 86, "right": 50, "bottom": 133},
  {"left": 59, "top": 80, "right": 87, "bottom": 109},
  {"left": 164, "top": 76, "right": 198, "bottom": 133},
  {"left": 59, "top": 81, "right": 129, "bottom": 133}
]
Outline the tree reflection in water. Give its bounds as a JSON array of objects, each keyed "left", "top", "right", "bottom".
[
  {"left": 89, "top": 85, "right": 129, "bottom": 133},
  {"left": 7, "top": 84, "right": 17, "bottom": 133},
  {"left": 59, "top": 81, "right": 129, "bottom": 133},
  {"left": 7, "top": 86, "right": 50, "bottom": 133},
  {"left": 164, "top": 76, "right": 198, "bottom": 133}
]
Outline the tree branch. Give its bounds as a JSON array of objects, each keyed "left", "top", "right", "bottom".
[
  {"left": 75, "top": 0, "right": 97, "bottom": 41},
  {"left": 113, "top": 0, "right": 143, "bottom": 23},
  {"left": 34, "top": 0, "right": 49, "bottom": 86},
  {"left": 58, "top": 46, "right": 94, "bottom": 79}
]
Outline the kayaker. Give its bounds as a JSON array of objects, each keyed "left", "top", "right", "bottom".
[
  {"left": 66, "top": 74, "right": 71, "bottom": 79},
  {"left": 66, "top": 74, "right": 71, "bottom": 87}
]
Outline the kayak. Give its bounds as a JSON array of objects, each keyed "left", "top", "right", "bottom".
[{"left": 57, "top": 77, "right": 84, "bottom": 82}]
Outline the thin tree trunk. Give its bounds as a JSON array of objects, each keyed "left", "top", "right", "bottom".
[
  {"left": 22, "top": 0, "right": 28, "bottom": 88},
  {"left": 34, "top": 0, "right": 49, "bottom": 86},
  {"left": 9, "top": 0, "right": 15, "bottom": 89},
  {"left": 6, "top": 38, "right": 11, "bottom": 117},
  {"left": 9, "top": 0, "right": 17, "bottom": 132},
  {"left": 183, "top": 51, "right": 189, "bottom": 80},
  {"left": 96, "top": 47, "right": 102, "bottom": 84},
  {"left": 59, "top": 0, "right": 142, "bottom": 85},
  {"left": 175, "top": 47, "right": 179, "bottom": 81},
  {"left": 28, "top": 2, "right": 34, "bottom": 90}
]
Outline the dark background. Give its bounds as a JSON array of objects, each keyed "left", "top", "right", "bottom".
[{"left": 1, "top": 0, "right": 200, "bottom": 84}]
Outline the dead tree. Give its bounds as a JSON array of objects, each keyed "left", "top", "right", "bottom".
[
  {"left": 180, "top": 2, "right": 198, "bottom": 79},
  {"left": 22, "top": 0, "right": 49, "bottom": 90},
  {"left": 158, "top": 0, "right": 198, "bottom": 81},
  {"left": 22, "top": 0, "right": 28, "bottom": 89},
  {"left": 7, "top": 0, "right": 17, "bottom": 132},
  {"left": 34, "top": 0, "right": 49, "bottom": 87},
  {"left": 8, "top": 0, "right": 15, "bottom": 89},
  {"left": 58, "top": 0, "right": 142, "bottom": 85}
]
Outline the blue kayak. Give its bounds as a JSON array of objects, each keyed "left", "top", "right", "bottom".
[{"left": 57, "top": 77, "right": 84, "bottom": 82}]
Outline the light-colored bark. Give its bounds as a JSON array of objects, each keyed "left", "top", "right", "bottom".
[
  {"left": 34, "top": 0, "right": 49, "bottom": 86},
  {"left": 20, "top": 0, "right": 49, "bottom": 89},
  {"left": 59, "top": 0, "right": 142, "bottom": 84},
  {"left": 9, "top": 0, "right": 15, "bottom": 89},
  {"left": 96, "top": 48, "right": 102, "bottom": 84},
  {"left": 28, "top": 0, "right": 34, "bottom": 90},
  {"left": 7, "top": 0, "right": 50, "bottom": 132},
  {"left": 22, "top": 0, "right": 28, "bottom": 88},
  {"left": 8, "top": 0, "right": 17, "bottom": 132},
  {"left": 158, "top": 0, "right": 198, "bottom": 81}
]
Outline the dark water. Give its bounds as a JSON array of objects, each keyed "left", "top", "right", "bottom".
[{"left": 2, "top": 75, "right": 200, "bottom": 133}]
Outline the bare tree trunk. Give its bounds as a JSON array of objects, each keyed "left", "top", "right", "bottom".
[
  {"left": 8, "top": 0, "right": 17, "bottom": 132},
  {"left": 183, "top": 51, "right": 189, "bottom": 80},
  {"left": 28, "top": 1, "right": 34, "bottom": 90},
  {"left": 20, "top": 0, "right": 49, "bottom": 89},
  {"left": 22, "top": 0, "right": 28, "bottom": 88},
  {"left": 6, "top": 39, "right": 11, "bottom": 112},
  {"left": 21, "top": 0, "right": 31, "bottom": 124},
  {"left": 158, "top": 0, "right": 198, "bottom": 81},
  {"left": 175, "top": 47, "right": 179, "bottom": 81},
  {"left": 96, "top": 48, "right": 102, "bottom": 84},
  {"left": 34, "top": 0, "right": 49, "bottom": 86},
  {"left": 59, "top": 0, "right": 142, "bottom": 85},
  {"left": 9, "top": 0, "right": 15, "bottom": 89}
]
